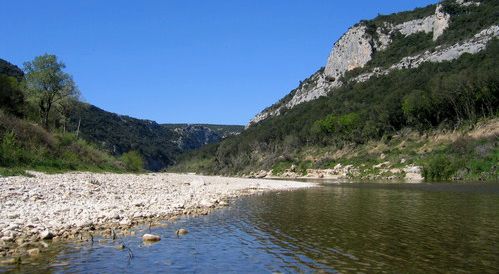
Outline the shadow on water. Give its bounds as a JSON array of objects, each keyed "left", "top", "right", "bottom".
[{"left": 3, "top": 182, "right": 499, "bottom": 273}]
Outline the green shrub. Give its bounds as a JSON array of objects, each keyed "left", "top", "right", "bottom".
[
  {"left": 121, "top": 150, "right": 144, "bottom": 172},
  {"left": 0, "top": 131, "right": 20, "bottom": 166},
  {"left": 422, "top": 155, "right": 460, "bottom": 181},
  {"left": 271, "top": 161, "right": 293, "bottom": 175}
]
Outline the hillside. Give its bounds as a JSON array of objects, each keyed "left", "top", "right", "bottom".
[
  {"left": 173, "top": 0, "right": 499, "bottom": 182},
  {"left": 0, "top": 59, "right": 23, "bottom": 81},
  {"left": 0, "top": 57, "right": 243, "bottom": 174},
  {"left": 68, "top": 104, "right": 243, "bottom": 171}
]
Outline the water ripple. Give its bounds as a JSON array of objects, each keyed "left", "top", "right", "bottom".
[{"left": 4, "top": 182, "right": 499, "bottom": 273}]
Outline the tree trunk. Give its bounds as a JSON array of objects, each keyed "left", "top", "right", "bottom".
[{"left": 76, "top": 117, "right": 81, "bottom": 139}]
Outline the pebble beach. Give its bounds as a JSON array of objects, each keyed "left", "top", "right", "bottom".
[{"left": 0, "top": 172, "right": 315, "bottom": 260}]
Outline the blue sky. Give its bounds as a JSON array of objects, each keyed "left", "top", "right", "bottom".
[{"left": 2, "top": 0, "right": 438, "bottom": 125}]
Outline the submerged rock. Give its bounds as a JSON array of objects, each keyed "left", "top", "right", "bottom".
[
  {"left": 142, "top": 234, "right": 161, "bottom": 242},
  {"left": 27, "top": 248, "right": 40, "bottom": 257},
  {"left": 0, "top": 258, "right": 18, "bottom": 265}
]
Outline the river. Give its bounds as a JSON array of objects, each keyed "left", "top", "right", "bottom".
[{"left": 3, "top": 182, "right": 499, "bottom": 273}]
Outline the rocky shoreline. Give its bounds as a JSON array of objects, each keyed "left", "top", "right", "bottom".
[
  {"left": 0, "top": 172, "right": 315, "bottom": 263},
  {"left": 247, "top": 163, "right": 424, "bottom": 182}
]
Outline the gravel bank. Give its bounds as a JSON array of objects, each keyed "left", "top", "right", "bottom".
[{"left": 0, "top": 172, "right": 315, "bottom": 259}]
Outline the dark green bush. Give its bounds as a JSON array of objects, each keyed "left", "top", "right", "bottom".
[
  {"left": 0, "top": 75, "right": 25, "bottom": 117},
  {"left": 422, "top": 155, "right": 460, "bottom": 181}
]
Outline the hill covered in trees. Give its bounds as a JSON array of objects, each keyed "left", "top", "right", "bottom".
[
  {"left": 68, "top": 104, "right": 243, "bottom": 171},
  {"left": 173, "top": 0, "right": 499, "bottom": 181},
  {"left": 0, "top": 57, "right": 243, "bottom": 175}
]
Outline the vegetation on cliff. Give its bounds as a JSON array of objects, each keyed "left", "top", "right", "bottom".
[{"left": 173, "top": 37, "right": 499, "bottom": 181}]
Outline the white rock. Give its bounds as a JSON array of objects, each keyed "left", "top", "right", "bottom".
[
  {"left": 40, "top": 231, "right": 54, "bottom": 240},
  {"left": 404, "top": 166, "right": 422, "bottom": 174},
  {"left": 199, "top": 200, "right": 214, "bottom": 208}
]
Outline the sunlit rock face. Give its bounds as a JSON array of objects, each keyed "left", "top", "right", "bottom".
[{"left": 248, "top": 0, "right": 492, "bottom": 127}]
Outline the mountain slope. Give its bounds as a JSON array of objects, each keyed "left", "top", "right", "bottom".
[
  {"left": 249, "top": 0, "right": 498, "bottom": 126},
  {"left": 69, "top": 104, "right": 243, "bottom": 171},
  {"left": 174, "top": 0, "right": 499, "bottom": 181}
]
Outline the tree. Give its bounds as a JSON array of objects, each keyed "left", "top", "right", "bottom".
[{"left": 24, "top": 54, "right": 79, "bottom": 130}]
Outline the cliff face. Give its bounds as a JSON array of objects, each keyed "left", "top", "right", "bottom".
[{"left": 248, "top": 0, "right": 493, "bottom": 127}]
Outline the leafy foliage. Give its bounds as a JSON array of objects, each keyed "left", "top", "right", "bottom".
[
  {"left": 24, "top": 54, "right": 79, "bottom": 129},
  {"left": 439, "top": 0, "right": 499, "bottom": 45}
]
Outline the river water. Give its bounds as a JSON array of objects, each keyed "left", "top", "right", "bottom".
[{"left": 3, "top": 182, "right": 499, "bottom": 273}]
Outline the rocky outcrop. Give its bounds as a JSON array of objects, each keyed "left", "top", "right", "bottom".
[
  {"left": 433, "top": 4, "right": 451, "bottom": 41},
  {"left": 173, "top": 125, "right": 221, "bottom": 151},
  {"left": 324, "top": 25, "right": 373, "bottom": 84},
  {"left": 391, "top": 4, "right": 449, "bottom": 41},
  {"left": 456, "top": 0, "right": 480, "bottom": 7},
  {"left": 264, "top": 162, "right": 425, "bottom": 182},
  {"left": 353, "top": 25, "right": 499, "bottom": 83},
  {"left": 248, "top": 70, "right": 326, "bottom": 126},
  {"left": 248, "top": 1, "right": 479, "bottom": 127}
]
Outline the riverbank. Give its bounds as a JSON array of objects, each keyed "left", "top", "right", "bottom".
[
  {"left": 247, "top": 163, "right": 424, "bottom": 182},
  {"left": 241, "top": 118, "right": 498, "bottom": 183},
  {"left": 0, "top": 172, "right": 315, "bottom": 261}
]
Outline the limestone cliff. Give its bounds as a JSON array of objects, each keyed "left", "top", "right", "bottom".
[{"left": 248, "top": 0, "right": 493, "bottom": 127}]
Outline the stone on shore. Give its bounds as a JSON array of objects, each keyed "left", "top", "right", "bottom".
[
  {"left": 0, "top": 172, "right": 314, "bottom": 256},
  {"left": 255, "top": 170, "right": 268, "bottom": 178},
  {"left": 40, "top": 231, "right": 54, "bottom": 240}
]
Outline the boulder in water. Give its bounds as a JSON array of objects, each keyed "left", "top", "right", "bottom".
[
  {"left": 142, "top": 234, "right": 161, "bottom": 242},
  {"left": 176, "top": 229, "right": 188, "bottom": 236}
]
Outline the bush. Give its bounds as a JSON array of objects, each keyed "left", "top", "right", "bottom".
[
  {"left": 121, "top": 151, "right": 144, "bottom": 172},
  {"left": 422, "top": 155, "right": 460, "bottom": 181},
  {"left": 271, "top": 161, "right": 293, "bottom": 175},
  {"left": 0, "top": 131, "right": 20, "bottom": 166}
]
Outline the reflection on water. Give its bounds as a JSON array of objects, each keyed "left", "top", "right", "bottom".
[{"left": 4, "top": 182, "right": 499, "bottom": 273}]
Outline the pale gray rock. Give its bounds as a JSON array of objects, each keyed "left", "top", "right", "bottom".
[
  {"left": 324, "top": 25, "right": 373, "bottom": 82},
  {"left": 433, "top": 4, "right": 450, "bottom": 41}
]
